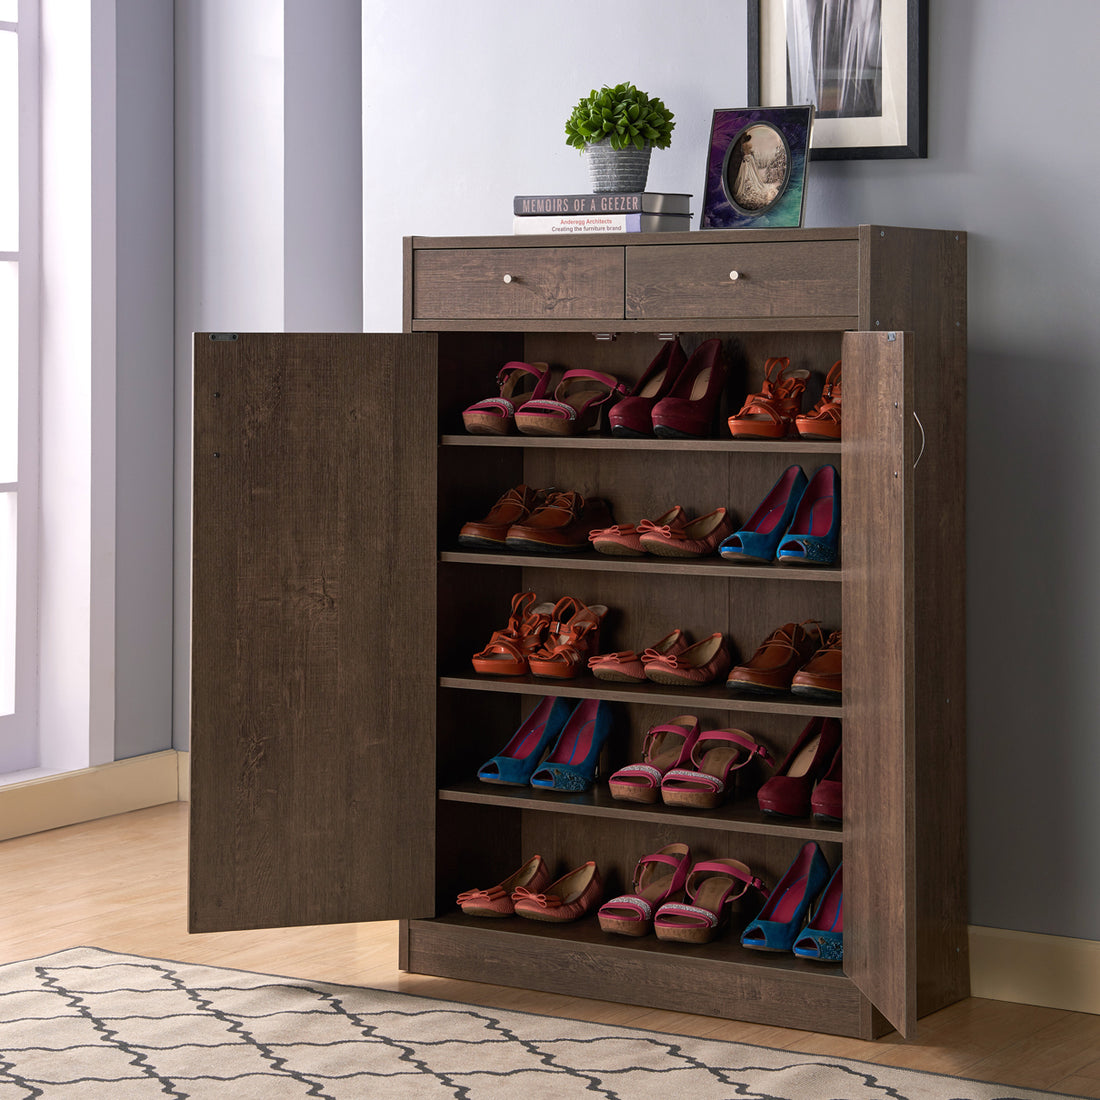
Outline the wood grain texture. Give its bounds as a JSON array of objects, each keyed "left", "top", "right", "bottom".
[
  {"left": 626, "top": 241, "right": 859, "bottom": 320},
  {"left": 412, "top": 246, "right": 624, "bottom": 321},
  {"left": 861, "top": 228, "right": 970, "bottom": 1018},
  {"left": 190, "top": 333, "right": 438, "bottom": 932},
  {"left": 405, "top": 915, "right": 878, "bottom": 1038},
  {"left": 841, "top": 330, "right": 917, "bottom": 1037}
]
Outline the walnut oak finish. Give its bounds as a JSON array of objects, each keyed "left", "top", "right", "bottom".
[{"left": 190, "top": 226, "right": 967, "bottom": 1040}]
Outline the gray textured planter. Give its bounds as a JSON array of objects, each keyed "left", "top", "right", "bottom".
[{"left": 584, "top": 140, "right": 652, "bottom": 193}]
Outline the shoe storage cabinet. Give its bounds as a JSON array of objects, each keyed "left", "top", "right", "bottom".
[{"left": 190, "top": 226, "right": 967, "bottom": 1039}]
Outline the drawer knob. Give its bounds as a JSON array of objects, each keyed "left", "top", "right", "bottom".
[
  {"left": 729, "top": 270, "right": 740, "bottom": 281},
  {"left": 502, "top": 273, "right": 516, "bottom": 284}
]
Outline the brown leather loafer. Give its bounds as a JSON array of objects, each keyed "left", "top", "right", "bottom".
[
  {"left": 459, "top": 484, "right": 542, "bottom": 549},
  {"left": 505, "top": 491, "right": 612, "bottom": 553},
  {"left": 726, "top": 620, "right": 824, "bottom": 694},
  {"left": 791, "top": 630, "right": 842, "bottom": 700}
]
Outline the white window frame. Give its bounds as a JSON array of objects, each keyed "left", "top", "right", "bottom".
[{"left": 0, "top": 0, "right": 41, "bottom": 772}]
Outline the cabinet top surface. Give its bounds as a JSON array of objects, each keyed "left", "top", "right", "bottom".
[{"left": 406, "top": 225, "right": 964, "bottom": 249}]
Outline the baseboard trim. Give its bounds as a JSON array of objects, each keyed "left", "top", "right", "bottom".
[
  {"left": 0, "top": 750, "right": 183, "bottom": 841},
  {"left": 969, "top": 925, "right": 1100, "bottom": 1016}
]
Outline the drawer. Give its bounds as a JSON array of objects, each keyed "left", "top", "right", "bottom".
[
  {"left": 412, "top": 247, "right": 624, "bottom": 321},
  {"left": 626, "top": 240, "right": 859, "bottom": 320}
]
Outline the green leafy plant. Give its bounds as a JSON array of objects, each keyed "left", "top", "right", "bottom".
[{"left": 565, "top": 82, "right": 675, "bottom": 152}]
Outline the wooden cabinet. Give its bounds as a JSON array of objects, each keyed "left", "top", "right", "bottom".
[{"left": 191, "top": 226, "right": 968, "bottom": 1040}]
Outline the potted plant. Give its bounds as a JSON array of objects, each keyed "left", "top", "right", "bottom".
[{"left": 565, "top": 82, "right": 675, "bottom": 193}]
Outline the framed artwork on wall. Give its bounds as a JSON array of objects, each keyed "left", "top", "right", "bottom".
[
  {"left": 701, "top": 106, "right": 814, "bottom": 229},
  {"left": 748, "top": 0, "right": 927, "bottom": 160}
]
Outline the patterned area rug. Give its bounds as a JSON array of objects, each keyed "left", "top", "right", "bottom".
[{"left": 0, "top": 947, "right": 1083, "bottom": 1099}]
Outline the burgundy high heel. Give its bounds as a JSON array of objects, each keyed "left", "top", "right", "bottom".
[
  {"left": 651, "top": 339, "right": 728, "bottom": 439},
  {"left": 609, "top": 339, "right": 688, "bottom": 438},
  {"left": 756, "top": 716, "right": 841, "bottom": 817}
]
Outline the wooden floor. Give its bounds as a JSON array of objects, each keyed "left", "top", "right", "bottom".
[{"left": 1, "top": 802, "right": 1097, "bottom": 1097}]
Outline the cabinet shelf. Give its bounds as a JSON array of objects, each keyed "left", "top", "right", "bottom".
[
  {"left": 439, "top": 672, "right": 843, "bottom": 718},
  {"left": 441, "top": 433, "right": 843, "bottom": 455},
  {"left": 439, "top": 778, "right": 844, "bottom": 842},
  {"left": 441, "top": 547, "right": 843, "bottom": 581}
]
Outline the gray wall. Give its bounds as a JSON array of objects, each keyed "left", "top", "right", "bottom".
[
  {"left": 356, "top": 0, "right": 1100, "bottom": 942},
  {"left": 807, "top": 1, "right": 1100, "bottom": 941},
  {"left": 115, "top": 0, "right": 175, "bottom": 760},
  {"left": 165, "top": 0, "right": 1100, "bottom": 942}
]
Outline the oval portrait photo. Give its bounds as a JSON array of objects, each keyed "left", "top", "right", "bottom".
[{"left": 724, "top": 124, "right": 790, "bottom": 213}]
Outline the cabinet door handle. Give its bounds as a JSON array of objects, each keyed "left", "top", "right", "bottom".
[{"left": 913, "top": 411, "right": 926, "bottom": 468}]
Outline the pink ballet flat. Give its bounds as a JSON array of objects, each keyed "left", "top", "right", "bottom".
[
  {"left": 456, "top": 854, "right": 551, "bottom": 917},
  {"left": 588, "top": 505, "right": 686, "bottom": 557},
  {"left": 589, "top": 629, "right": 688, "bottom": 684}
]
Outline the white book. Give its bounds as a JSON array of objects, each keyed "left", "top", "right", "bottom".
[{"left": 512, "top": 212, "right": 693, "bottom": 235}]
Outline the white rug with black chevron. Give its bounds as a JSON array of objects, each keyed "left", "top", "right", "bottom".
[{"left": 0, "top": 948, "right": 1084, "bottom": 1099}]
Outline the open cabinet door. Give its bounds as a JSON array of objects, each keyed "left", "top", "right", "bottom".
[
  {"left": 189, "top": 333, "right": 437, "bottom": 932},
  {"left": 842, "top": 330, "right": 917, "bottom": 1037}
]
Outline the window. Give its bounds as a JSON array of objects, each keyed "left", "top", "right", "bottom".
[{"left": 0, "top": 0, "right": 39, "bottom": 770}]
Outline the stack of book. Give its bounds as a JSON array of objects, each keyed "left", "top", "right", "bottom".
[{"left": 512, "top": 191, "right": 693, "bottom": 235}]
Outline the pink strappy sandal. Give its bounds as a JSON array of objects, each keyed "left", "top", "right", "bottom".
[
  {"left": 598, "top": 843, "right": 692, "bottom": 936},
  {"left": 462, "top": 361, "right": 550, "bottom": 435},
  {"left": 727, "top": 356, "right": 809, "bottom": 440},
  {"left": 514, "top": 368, "right": 629, "bottom": 436},
  {"left": 607, "top": 714, "right": 700, "bottom": 803},
  {"left": 660, "top": 728, "right": 774, "bottom": 810}
]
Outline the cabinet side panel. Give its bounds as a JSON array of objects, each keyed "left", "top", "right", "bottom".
[
  {"left": 190, "top": 333, "right": 437, "bottom": 932},
  {"left": 842, "top": 330, "right": 917, "bottom": 1037},
  {"left": 861, "top": 228, "right": 970, "bottom": 1015}
]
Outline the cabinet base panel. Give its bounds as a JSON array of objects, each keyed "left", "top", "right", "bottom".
[{"left": 403, "top": 917, "right": 890, "bottom": 1040}]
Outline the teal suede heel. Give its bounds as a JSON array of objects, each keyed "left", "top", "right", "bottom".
[
  {"left": 776, "top": 464, "right": 840, "bottom": 566},
  {"left": 477, "top": 696, "right": 572, "bottom": 786},
  {"left": 793, "top": 863, "right": 844, "bottom": 962},
  {"left": 530, "top": 699, "right": 612, "bottom": 792},
  {"left": 719, "top": 465, "right": 807, "bottom": 563},
  {"left": 740, "top": 840, "right": 830, "bottom": 952}
]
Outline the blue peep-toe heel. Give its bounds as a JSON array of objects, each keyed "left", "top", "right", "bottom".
[
  {"left": 719, "top": 465, "right": 808, "bottom": 564},
  {"left": 530, "top": 699, "right": 613, "bottom": 792},
  {"left": 740, "top": 840, "right": 831, "bottom": 952},
  {"left": 793, "top": 862, "right": 844, "bottom": 961},
  {"left": 477, "top": 696, "right": 572, "bottom": 786}
]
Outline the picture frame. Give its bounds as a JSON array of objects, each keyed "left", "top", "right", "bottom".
[
  {"left": 701, "top": 106, "right": 814, "bottom": 230},
  {"left": 747, "top": 0, "right": 927, "bottom": 161}
]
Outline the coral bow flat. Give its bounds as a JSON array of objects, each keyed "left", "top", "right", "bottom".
[
  {"left": 513, "top": 861, "right": 603, "bottom": 923},
  {"left": 589, "top": 506, "right": 686, "bottom": 557},
  {"left": 589, "top": 629, "right": 688, "bottom": 684},
  {"left": 456, "top": 854, "right": 551, "bottom": 917},
  {"left": 637, "top": 507, "right": 735, "bottom": 558},
  {"left": 644, "top": 632, "right": 731, "bottom": 686}
]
